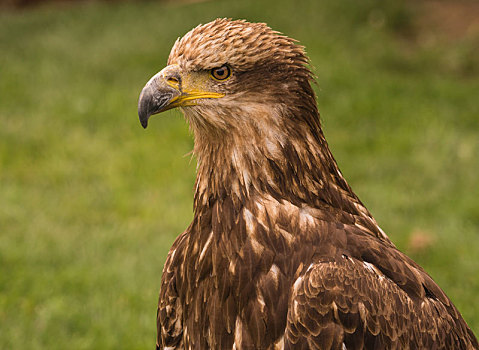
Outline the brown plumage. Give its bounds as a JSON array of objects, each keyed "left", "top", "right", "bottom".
[{"left": 137, "top": 19, "right": 478, "bottom": 350}]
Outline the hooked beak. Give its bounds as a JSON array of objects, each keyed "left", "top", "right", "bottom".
[
  {"left": 137, "top": 65, "right": 224, "bottom": 129},
  {"left": 137, "top": 65, "right": 181, "bottom": 129}
]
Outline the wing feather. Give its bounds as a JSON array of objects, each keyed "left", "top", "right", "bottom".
[{"left": 285, "top": 255, "right": 476, "bottom": 350}]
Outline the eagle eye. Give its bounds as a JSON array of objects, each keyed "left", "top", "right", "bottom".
[{"left": 210, "top": 65, "right": 231, "bottom": 81}]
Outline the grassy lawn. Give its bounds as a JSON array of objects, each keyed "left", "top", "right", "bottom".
[{"left": 0, "top": 0, "right": 478, "bottom": 348}]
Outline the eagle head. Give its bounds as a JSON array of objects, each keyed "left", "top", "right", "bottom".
[{"left": 138, "top": 18, "right": 316, "bottom": 135}]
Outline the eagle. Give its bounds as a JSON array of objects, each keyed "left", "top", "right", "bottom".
[{"left": 137, "top": 19, "right": 478, "bottom": 350}]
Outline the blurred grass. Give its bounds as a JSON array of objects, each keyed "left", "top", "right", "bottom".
[{"left": 0, "top": 0, "right": 478, "bottom": 348}]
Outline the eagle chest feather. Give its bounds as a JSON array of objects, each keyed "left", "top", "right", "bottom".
[{"left": 159, "top": 196, "right": 313, "bottom": 349}]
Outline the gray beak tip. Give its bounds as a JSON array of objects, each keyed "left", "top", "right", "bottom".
[
  {"left": 138, "top": 85, "right": 154, "bottom": 129},
  {"left": 137, "top": 77, "right": 179, "bottom": 129}
]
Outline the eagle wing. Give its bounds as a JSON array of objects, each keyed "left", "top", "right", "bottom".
[
  {"left": 285, "top": 253, "right": 477, "bottom": 350},
  {"left": 156, "top": 232, "right": 188, "bottom": 350}
]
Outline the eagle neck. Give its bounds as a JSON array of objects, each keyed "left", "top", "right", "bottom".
[{"left": 191, "top": 107, "right": 371, "bottom": 222}]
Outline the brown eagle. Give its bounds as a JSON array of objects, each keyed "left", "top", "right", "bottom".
[{"left": 137, "top": 19, "right": 478, "bottom": 350}]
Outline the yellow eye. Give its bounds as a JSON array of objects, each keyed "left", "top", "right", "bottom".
[{"left": 210, "top": 65, "right": 231, "bottom": 81}]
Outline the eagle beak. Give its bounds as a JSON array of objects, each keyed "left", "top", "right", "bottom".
[
  {"left": 138, "top": 66, "right": 182, "bottom": 129},
  {"left": 138, "top": 65, "right": 225, "bottom": 129}
]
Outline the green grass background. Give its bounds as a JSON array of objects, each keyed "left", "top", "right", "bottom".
[{"left": 0, "top": 0, "right": 478, "bottom": 348}]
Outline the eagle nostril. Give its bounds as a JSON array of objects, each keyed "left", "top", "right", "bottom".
[
  {"left": 166, "top": 73, "right": 181, "bottom": 88},
  {"left": 167, "top": 76, "right": 179, "bottom": 85}
]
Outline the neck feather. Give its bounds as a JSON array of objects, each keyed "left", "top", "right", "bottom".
[{"left": 187, "top": 102, "right": 369, "bottom": 220}]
